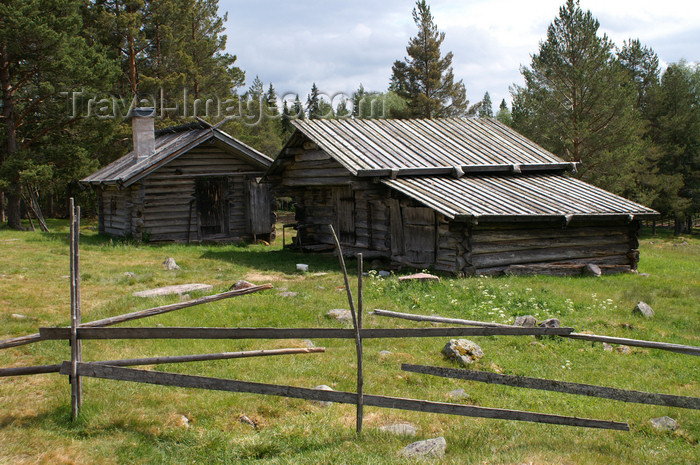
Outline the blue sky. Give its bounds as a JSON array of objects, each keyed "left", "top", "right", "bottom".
[{"left": 219, "top": 0, "right": 700, "bottom": 110}]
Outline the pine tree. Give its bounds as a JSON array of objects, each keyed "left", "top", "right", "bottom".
[
  {"left": 496, "top": 99, "right": 512, "bottom": 126},
  {"left": 389, "top": 0, "right": 468, "bottom": 118},
  {"left": 292, "top": 94, "right": 305, "bottom": 120},
  {"left": 335, "top": 98, "right": 351, "bottom": 119},
  {"left": 511, "top": 0, "right": 643, "bottom": 195},
  {"left": 479, "top": 92, "right": 493, "bottom": 118},
  {"left": 306, "top": 83, "right": 321, "bottom": 119},
  {"left": 0, "top": 0, "right": 117, "bottom": 228}
]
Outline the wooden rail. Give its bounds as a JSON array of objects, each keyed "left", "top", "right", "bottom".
[
  {"left": 39, "top": 326, "right": 574, "bottom": 341},
  {"left": 0, "top": 348, "right": 325, "bottom": 378},
  {"left": 402, "top": 364, "right": 700, "bottom": 410},
  {"left": 62, "top": 363, "right": 630, "bottom": 431},
  {"left": 0, "top": 285, "right": 274, "bottom": 350},
  {"left": 373, "top": 309, "right": 700, "bottom": 356}
]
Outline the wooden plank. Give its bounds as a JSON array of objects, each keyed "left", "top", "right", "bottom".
[
  {"left": 1, "top": 348, "right": 324, "bottom": 378},
  {"left": 3, "top": 285, "right": 273, "bottom": 351},
  {"left": 65, "top": 363, "right": 629, "bottom": 430},
  {"left": 40, "top": 326, "right": 575, "bottom": 341},
  {"left": 373, "top": 309, "right": 511, "bottom": 327},
  {"left": 565, "top": 333, "right": 700, "bottom": 356},
  {"left": 402, "top": 364, "right": 700, "bottom": 410}
]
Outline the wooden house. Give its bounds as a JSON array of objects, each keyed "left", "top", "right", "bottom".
[
  {"left": 82, "top": 111, "right": 275, "bottom": 242},
  {"left": 264, "top": 118, "right": 658, "bottom": 275}
]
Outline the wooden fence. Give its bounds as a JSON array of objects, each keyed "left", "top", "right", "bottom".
[{"left": 2, "top": 204, "right": 700, "bottom": 437}]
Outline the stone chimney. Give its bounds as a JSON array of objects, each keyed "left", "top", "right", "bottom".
[{"left": 130, "top": 107, "right": 155, "bottom": 163}]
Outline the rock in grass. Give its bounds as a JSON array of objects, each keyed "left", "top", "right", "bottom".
[
  {"left": 400, "top": 437, "right": 446, "bottom": 459},
  {"left": 442, "top": 339, "right": 483, "bottom": 366},
  {"left": 11, "top": 313, "right": 28, "bottom": 320},
  {"left": 177, "top": 414, "right": 190, "bottom": 428},
  {"left": 380, "top": 423, "right": 417, "bottom": 436},
  {"left": 615, "top": 345, "right": 631, "bottom": 354},
  {"left": 311, "top": 385, "right": 334, "bottom": 407},
  {"left": 603, "top": 343, "right": 614, "bottom": 352},
  {"left": 124, "top": 271, "right": 136, "bottom": 279},
  {"left": 378, "top": 270, "right": 391, "bottom": 277},
  {"left": 230, "top": 280, "right": 255, "bottom": 291},
  {"left": 538, "top": 318, "right": 561, "bottom": 328},
  {"left": 514, "top": 315, "right": 537, "bottom": 327},
  {"left": 583, "top": 263, "right": 602, "bottom": 277},
  {"left": 633, "top": 301, "right": 654, "bottom": 318},
  {"left": 303, "top": 339, "right": 316, "bottom": 348},
  {"left": 650, "top": 416, "right": 678, "bottom": 431},
  {"left": 239, "top": 414, "right": 258, "bottom": 428},
  {"left": 447, "top": 388, "right": 469, "bottom": 401},
  {"left": 162, "top": 257, "right": 180, "bottom": 270},
  {"left": 278, "top": 291, "right": 298, "bottom": 298},
  {"left": 326, "top": 309, "right": 353, "bottom": 322}
]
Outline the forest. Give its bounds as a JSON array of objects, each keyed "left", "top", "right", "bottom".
[{"left": 1, "top": 0, "right": 698, "bottom": 233}]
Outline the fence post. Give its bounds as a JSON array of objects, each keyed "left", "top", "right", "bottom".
[
  {"left": 356, "top": 253, "right": 364, "bottom": 434},
  {"left": 69, "top": 199, "right": 82, "bottom": 420}
]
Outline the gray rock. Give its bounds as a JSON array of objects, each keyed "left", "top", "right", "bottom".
[
  {"left": 326, "top": 309, "right": 353, "bottom": 322},
  {"left": 303, "top": 339, "right": 316, "bottom": 348},
  {"left": 11, "top": 313, "right": 27, "bottom": 320},
  {"left": 398, "top": 272, "right": 440, "bottom": 283},
  {"left": 514, "top": 315, "right": 537, "bottom": 327},
  {"left": 132, "top": 283, "right": 212, "bottom": 298},
  {"left": 311, "top": 385, "right": 334, "bottom": 407},
  {"left": 603, "top": 342, "right": 614, "bottom": 352},
  {"left": 639, "top": 273, "right": 650, "bottom": 277},
  {"left": 650, "top": 416, "right": 678, "bottom": 431},
  {"left": 442, "top": 339, "right": 484, "bottom": 366},
  {"left": 162, "top": 257, "right": 180, "bottom": 270},
  {"left": 538, "top": 318, "right": 560, "bottom": 328},
  {"left": 633, "top": 301, "right": 654, "bottom": 318},
  {"left": 278, "top": 291, "right": 298, "bottom": 298},
  {"left": 239, "top": 414, "right": 257, "bottom": 428},
  {"left": 378, "top": 350, "right": 392, "bottom": 357},
  {"left": 583, "top": 263, "right": 602, "bottom": 277},
  {"left": 177, "top": 414, "right": 190, "bottom": 428},
  {"left": 615, "top": 345, "right": 631, "bottom": 354},
  {"left": 447, "top": 388, "right": 469, "bottom": 401},
  {"left": 380, "top": 423, "right": 417, "bottom": 436},
  {"left": 124, "top": 272, "right": 136, "bottom": 279},
  {"left": 378, "top": 270, "right": 391, "bottom": 277},
  {"left": 400, "top": 437, "right": 447, "bottom": 459},
  {"left": 230, "top": 280, "right": 255, "bottom": 290}
]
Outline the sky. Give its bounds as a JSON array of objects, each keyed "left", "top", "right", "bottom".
[{"left": 219, "top": 0, "right": 700, "bottom": 110}]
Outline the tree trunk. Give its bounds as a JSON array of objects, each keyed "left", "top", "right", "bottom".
[
  {"left": 6, "top": 191, "right": 22, "bottom": 229},
  {"left": 0, "top": 192, "right": 5, "bottom": 222},
  {"left": 673, "top": 218, "right": 682, "bottom": 236}
]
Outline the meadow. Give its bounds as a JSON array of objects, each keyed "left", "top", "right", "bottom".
[{"left": 0, "top": 219, "right": 698, "bottom": 464}]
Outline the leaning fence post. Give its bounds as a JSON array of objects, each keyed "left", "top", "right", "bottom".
[
  {"left": 329, "top": 225, "right": 364, "bottom": 433},
  {"left": 69, "top": 199, "right": 82, "bottom": 420}
]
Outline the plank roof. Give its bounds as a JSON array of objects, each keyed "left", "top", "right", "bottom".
[
  {"left": 283, "top": 117, "right": 573, "bottom": 176},
  {"left": 383, "top": 174, "right": 658, "bottom": 221},
  {"left": 82, "top": 122, "right": 272, "bottom": 187}
]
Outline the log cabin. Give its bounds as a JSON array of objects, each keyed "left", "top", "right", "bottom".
[
  {"left": 82, "top": 110, "right": 275, "bottom": 242},
  {"left": 264, "top": 118, "right": 658, "bottom": 276}
]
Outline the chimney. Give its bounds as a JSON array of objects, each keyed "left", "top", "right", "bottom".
[{"left": 130, "top": 107, "right": 155, "bottom": 163}]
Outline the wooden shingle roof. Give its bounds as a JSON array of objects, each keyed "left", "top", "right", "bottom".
[
  {"left": 284, "top": 117, "right": 574, "bottom": 177},
  {"left": 82, "top": 122, "right": 272, "bottom": 187}
]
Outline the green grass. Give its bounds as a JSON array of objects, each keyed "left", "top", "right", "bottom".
[{"left": 1, "top": 220, "right": 698, "bottom": 464}]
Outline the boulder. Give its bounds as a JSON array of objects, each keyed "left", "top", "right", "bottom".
[
  {"left": 650, "top": 416, "right": 678, "bottom": 431},
  {"left": 378, "top": 270, "right": 391, "bottom": 277},
  {"left": 400, "top": 437, "right": 447, "bottom": 459},
  {"left": 583, "top": 263, "right": 602, "bottom": 277},
  {"left": 633, "top": 301, "right": 654, "bottom": 318},
  {"left": 311, "top": 385, "right": 335, "bottom": 407},
  {"left": 514, "top": 315, "right": 537, "bottom": 327},
  {"left": 378, "top": 350, "right": 392, "bottom": 357},
  {"left": 398, "top": 272, "right": 440, "bottom": 283},
  {"left": 379, "top": 423, "right": 417, "bottom": 436},
  {"left": 538, "top": 318, "right": 561, "bottom": 328},
  {"left": 442, "top": 339, "right": 484, "bottom": 366},
  {"left": 11, "top": 313, "right": 27, "bottom": 320},
  {"left": 239, "top": 414, "right": 258, "bottom": 428},
  {"left": 162, "top": 257, "right": 180, "bottom": 270},
  {"left": 326, "top": 309, "right": 353, "bottom": 322}
]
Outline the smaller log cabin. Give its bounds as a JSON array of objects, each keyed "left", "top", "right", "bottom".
[
  {"left": 82, "top": 111, "right": 275, "bottom": 242},
  {"left": 265, "top": 118, "right": 658, "bottom": 276}
]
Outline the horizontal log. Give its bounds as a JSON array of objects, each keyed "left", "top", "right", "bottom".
[
  {"left": 566, "top": 333, "right": 700, "bottom": 356},
  {"left": 285, "top": 168, "right": 350, "bottom": 178},
  {"left": 470, "top": 244, "right": 630, "bottom": 268},
  {"left": 40, "top": 326, "right": 575, "bottom": 341},
  {"left": 0, "top": 348, "right": 324, "bottom": 378},
  {"left": 373, "top": 309, "right": 511, "bottom": 327},
  {"left": 65, "top": 363, "right": 629, "bottom": 430},
  {"left": 1, "top": 285, "right": 273, "bottom": 351},
  {"left": 282, "top": 177, "right": 351, "bottom": 187},
  {"left": 471, "top": 226, "right": 629, "bottom": 243},
  {"left": 472, "top": 235, "right": 629, "bottom": 255},
  {"left": 402, "top": 364, "right": 700, "bottom": 410}
]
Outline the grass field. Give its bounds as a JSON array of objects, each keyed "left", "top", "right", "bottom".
[{"left": 1, "top": 219, "right": 698, "bottom": 464}]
